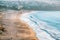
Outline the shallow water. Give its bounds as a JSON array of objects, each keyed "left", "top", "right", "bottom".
[
  {"left": 20, "top": 11, "right": 60, "bottom": 40},
  {"left": 0, "top": 0, "right": 60, "bottom": 40}
]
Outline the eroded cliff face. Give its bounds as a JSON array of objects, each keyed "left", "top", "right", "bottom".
[{"left": 0, "top": 10, "right": 38, "bottom": 40}]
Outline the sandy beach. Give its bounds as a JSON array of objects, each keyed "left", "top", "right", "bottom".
[{"left": 0, "top": 10, "right": 38, "bottom": 40}]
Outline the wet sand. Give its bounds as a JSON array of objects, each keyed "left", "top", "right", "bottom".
[{"left": 0, "top": 10, "right": 38, "bottom": 40}]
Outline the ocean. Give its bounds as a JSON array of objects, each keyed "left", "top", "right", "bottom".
[
  {"left": 0, "top": 0, "right": 60, "bottom": 40},
  {"left": 20, "top": 11, "right": 60, "bottom": 40}
]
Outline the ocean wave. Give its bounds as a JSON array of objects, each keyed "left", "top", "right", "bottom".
[{"left": 20, "top": 11, "right": 60, "bottom": 40}]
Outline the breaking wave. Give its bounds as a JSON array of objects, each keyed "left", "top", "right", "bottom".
[{"left": 20, "top": 11, "right": 60, "bottom": 40}]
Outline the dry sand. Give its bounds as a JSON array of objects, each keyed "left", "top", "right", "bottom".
[{"left": 0, "top": 10, "right": 38, "bottom": 40}]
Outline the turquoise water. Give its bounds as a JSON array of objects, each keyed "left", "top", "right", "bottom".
[
  {"left": 20, "top": 11, "right": 60, "bottom": 40},
  {"left": 0, "top": 0, "right": 60, "bottom": 40},
  {"left": 30, "top": 11, "right": 60, "bottom": 30}
]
